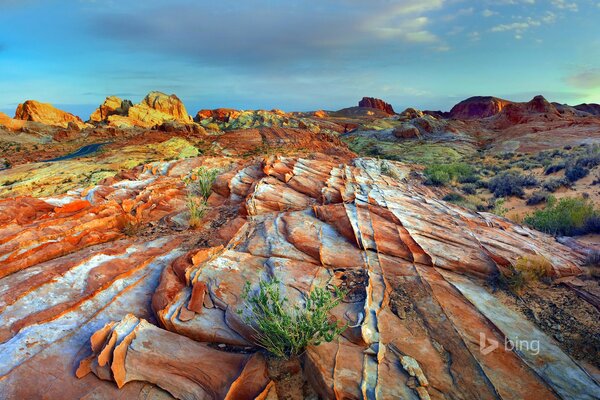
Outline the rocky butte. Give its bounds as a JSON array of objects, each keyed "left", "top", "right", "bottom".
[{"left": 0, "top": 91, "right": 599, "bottom": 400}]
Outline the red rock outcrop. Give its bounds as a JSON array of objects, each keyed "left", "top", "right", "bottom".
[
  {"left": 13, "top": 100, "right": 86, "bottom": 128},
  {"left": 358, "top": 97, "right": 395, "bottom": 114},
  {"left": 195, "top": 108, "right": 241, "bottom": 123},
  {"left": 449, "top": 96, "right": 513, "bottom": 119}
]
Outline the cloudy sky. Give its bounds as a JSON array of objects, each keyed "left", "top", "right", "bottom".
[{"left": 0, "top": 0, "right": 599, "bottom": 118}]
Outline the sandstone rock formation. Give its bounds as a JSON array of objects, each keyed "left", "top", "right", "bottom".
[
  {"left": 449, "top": 96, "right": 513, "bottom": 119},
  {"left": 89, "top": 96, "right": 132, "bottom": 122},
  {"left": 393, "top": 123, "right": 422, "bottom": 139},
  {"left": 195, "top": 109, "right": 339, "bottom": 133},
  {"left": 358, "top": 96, "right": 395, "bottom": 114},
  {"left": 1, "top": 151, "right": 599, "bottom": 399},
  {"left": 398, "top": 107, "right": 425, "bottom": 121},
  {"left": 89, "top": 91, "right": 192, "bottom": 128},
  {"left": 139, "top": 91, "right": 191, "bottom": 123},
  {"left": 14, "top": 100, "right": 86, "bottom": 128}
]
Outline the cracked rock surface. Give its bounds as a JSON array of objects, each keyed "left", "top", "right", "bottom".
[{"left": 1, "top": 155, "right": 599, "bottom": 399}]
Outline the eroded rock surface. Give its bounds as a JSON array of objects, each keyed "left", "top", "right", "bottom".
[
  {"left": 1, "top": 154, "right": 599, "bottom": 399},
  {"left": 358, "top": 97, "right": 395, "bottom": 114},
  {"left": 14, "top": 100, "right": 86, "bottom": 129}
]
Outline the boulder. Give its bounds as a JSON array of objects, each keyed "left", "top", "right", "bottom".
[
  {"left": 14, "top": 100, "right": 86, "bottom": 128},
  {"left": 393, "top": 124, "right": 421, "bottom": 139},
  {"left": 358, "top": 97, "right": 395, "bottom": 114},
  {"left": 313, "top": 110, "right": 327, "bottom": 118},
  {"left": 398, "top": 107, "right": 424, "bottom": 121}
]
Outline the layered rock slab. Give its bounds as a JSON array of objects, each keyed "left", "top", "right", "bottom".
[
  {"left": 145, "top": 157, "right": 598, "bottom": 399},
  {"left": 1, "top": 154, "right": 599, "bottom": 399}
]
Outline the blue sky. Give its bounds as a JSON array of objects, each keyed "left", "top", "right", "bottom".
[{"left": 1, "top": 0, "right": 599, "bottom": 118}]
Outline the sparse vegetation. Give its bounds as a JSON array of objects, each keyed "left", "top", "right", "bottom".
[
  {"left": 238, "top": 277, "right": 346, "bottom": 359},
  {"left": 565, "top": 164, "right": 589, "bottom": 182},
  {"left": 526, "top": 191, "right": 550, "bottom": 206},
  {"left": 487, "top": 172, "right": 538, "bottom": 198},
  {"left": 424, "top": 162, "right": 475, "bottom": 186},
  {"left": 524, "top": 196, "right": 600, "bottom": 236},
  {"left": 187, "top": 196, "right": 209, "bottom": 228},
  {"left": 187, "top": 167, "right": 219, "bottom": 199},
  {"left": 499, "top": 255, "right": 553, "bottom": 294},
  {"left": 542, "top": 178, "right": 567, "bottom": 192}
]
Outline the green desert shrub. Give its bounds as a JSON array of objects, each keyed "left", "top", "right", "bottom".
[
  {"left": 186, "top": 167, "right": 219, "bottom": 199},
  {"left": 487, "top": 172, "right": 538, "bottom": 198},
  {"left": 424, "top": 163, "right": 476, "bottom": 186},
  {"left": 461, "top": 183, "right": 477, "bottom": 195},
  {"left": 524, "top": 196, "right": 599, "bottom": 236},
  {"left": 542, "top": 178, "right": 567, "bottom": 192},
  {"left": 526, "top": 191, "right": 550, "bottom": 206},
  {"left": 187, "top": 196, "right": 209, "bottom": 228},
  {"left": 443, "top": 192, "right": 465, "bottom": 203},
  {"left": 544, "top": 163, "right": 565, "bottom": 175},
  {"left": 499, "top": 255, "right": 553, "bottom": 294},
  {"left": 564, "top": 164, "right": 589, "bottom": 182},
  {"left": 238, "top": 278, "right": 346, "bottom": 359}
]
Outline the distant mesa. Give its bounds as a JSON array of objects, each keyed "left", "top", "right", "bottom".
[
  {"left": 358, "top": 97, "right": 395, "bottom": 114},
  {"left": 14, "top": 100, "right": 86, "bottom": 129},
  {"left": 449, "top": 96, "right": 513, "bottom": 120},
  {"left": 573, "top": 103, "right": 600, "bottom": 116},
  {"left": 89, "top": 91, "right": 192, "bottom": 128}
]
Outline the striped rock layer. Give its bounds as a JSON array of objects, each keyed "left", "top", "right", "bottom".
[{"left": 0, "top": 155, "right": 599, "bottom": 399}]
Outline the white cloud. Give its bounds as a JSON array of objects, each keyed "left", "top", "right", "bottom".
[
  {"left": 551, "top": 0, "right": 578, "bottom": 11},
  {"left": 567, "top": 67, "right": 600, "bottom": 88},
  {"left": 362, "top": 0, "right": 444, "bottom": 43},
  {"left": 490, "top": 11, "right": 556, "bottom": 38},
  {"left": 482, "top": 9, "right": 497, "bottom": 17}
]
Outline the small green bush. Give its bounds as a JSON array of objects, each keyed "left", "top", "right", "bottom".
[
  {"left": 488, "top": 172, "right": 538, "bottom": 198},
  {"left": 542, "top": 178, "right": 568, "bottom": 192},
  {"left": 526, "top": 191, "right": 550, "bottom": 206},
  {"left": 187, "top": 167, "right": 219, "bottom": 199},
  {"left": 239, "top": 278, "right": 346, "bottom": 359},
  {"left": 461, "top": 183, "right": 477, "bottom": 195},
  {"left": 187, "top": 196, "right": 208, "bottom": 228},
  {"left": 544, "top": 163, "right": 565, "bottom": 175},
  {"left": 443, "top": 193, "right": 465, "bottom": 203},
  {"left": 524, "top": 196, "right": 599, "bottom": 236},
  {"left": 499, "top": 255, "right": 553, "bottom": 294},
  {"left": 424, "top": 163, "right": 476, "bottom": 186},
  {"left": 564, "top": 164, "right": 589, "bottom": 182}
]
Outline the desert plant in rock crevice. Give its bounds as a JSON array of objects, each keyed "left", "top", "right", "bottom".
[
  {"left": 187, "top": 166, "right": 220, "bottom": 199},
  {"left": 184, "top": 167, "right": 219, "bottom": 228},
  {"left": 238, "top": 277, "right": 347, "bottom": 359},
  {"left": 499, "top": 255, "right": 553, "bottom": 294},
  {"left": 187, "top": 196, "right": 209, "bottom": 228}
]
